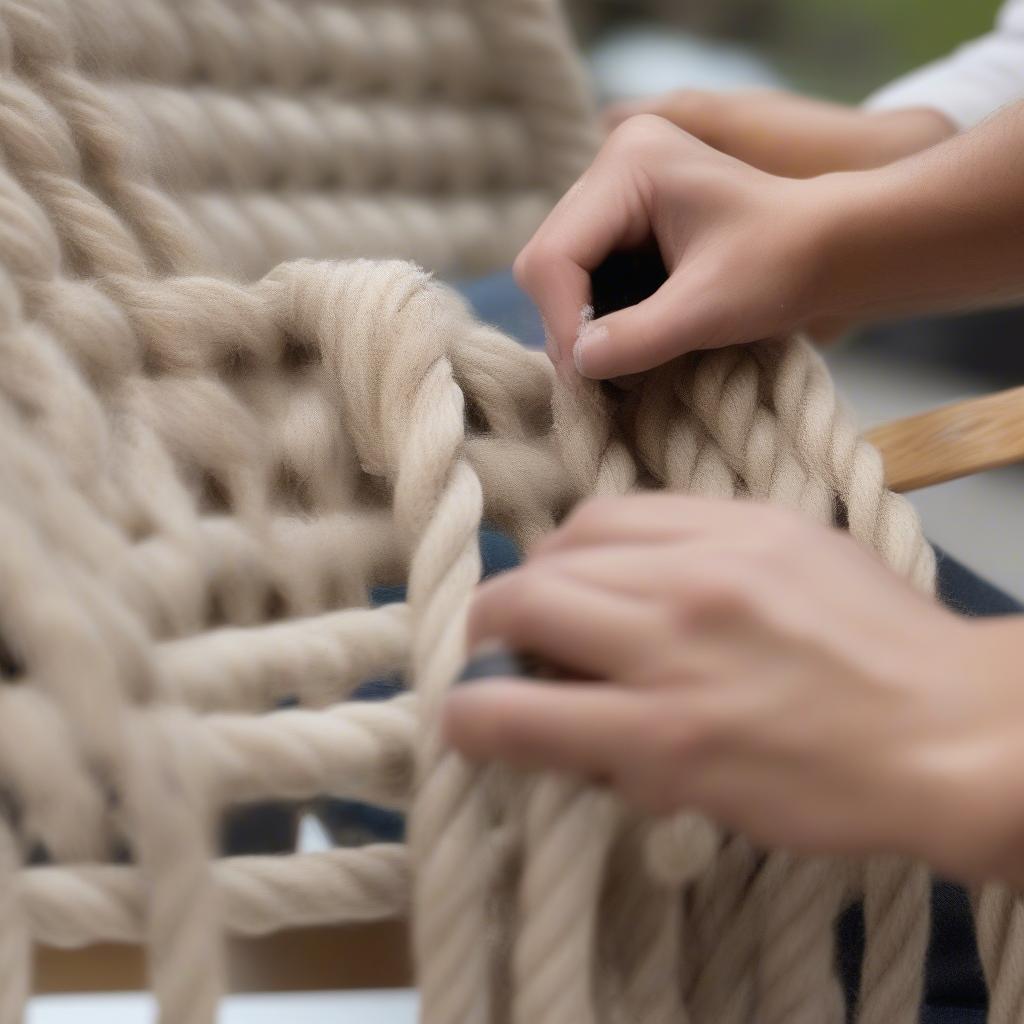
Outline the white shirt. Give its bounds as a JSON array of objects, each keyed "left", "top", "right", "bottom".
[{"left": 865, "top": 0, "right": 1024, "bottom": 128}]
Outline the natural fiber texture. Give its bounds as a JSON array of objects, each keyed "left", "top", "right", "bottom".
[
  {"left": 0, "top": 1, "right": 1014, "bottom": 1021},
  {"left": 0, "top": 0, "right": 595, "bottom": 281}
]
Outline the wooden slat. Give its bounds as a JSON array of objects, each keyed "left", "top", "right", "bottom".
[
  {"left": 35, "top": 921, "right": 412, "bottom": 994},
  {"left": 866, "top": 385, "right": 1024, "bottom": 493}
]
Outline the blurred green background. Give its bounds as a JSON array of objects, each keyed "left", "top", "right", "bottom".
[
  {"left": 772, "top": 0, "right": 1001, "bottom": 96},
  {"left": 568, "top": 0, "right": 1003, "bottom": 99}
]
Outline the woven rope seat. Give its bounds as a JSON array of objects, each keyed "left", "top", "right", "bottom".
[{"left": 1, "top": 1, "right": 1019, "bottom": 1022}]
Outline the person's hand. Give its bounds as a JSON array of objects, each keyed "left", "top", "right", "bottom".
[
  {"left": 604, "top": 89, "right": 955, "bottom": 178},
  {"left": 514, "top": 114, "right": 843, "bottom": 378},
  {"left": 445, "top": 495, "right": 1024, "bottom": 885},
  {"left": 521, "top": 101, "right": 1024, "bottom": 380}
]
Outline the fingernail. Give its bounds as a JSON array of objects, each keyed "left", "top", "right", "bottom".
[{"left": 573, "top": 324, "right": 609, "bottom": 376}]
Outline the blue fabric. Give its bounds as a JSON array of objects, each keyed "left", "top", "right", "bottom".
[
  {"left": 936, "top": 545, "right": 1023, "bottom": 618},
  {"left": 457, "top": 270, "right": 546, "bottom": 349},
  {"left": 326, "top": 528, "right": 522, "bottom": 844}
]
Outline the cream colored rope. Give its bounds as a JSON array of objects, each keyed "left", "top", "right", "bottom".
[{"left": 0, "top": 2, "right": 1004, "bottom": 1022}]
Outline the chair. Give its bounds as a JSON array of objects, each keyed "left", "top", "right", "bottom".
[{"left": 5, "top": 1, "right": 1022, "bottom": 1019}]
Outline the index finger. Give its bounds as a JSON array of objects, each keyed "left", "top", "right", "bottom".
[
  {"left": 514, "top": 150, "right": 653, "bottom": 365},
  {"left": 533, "top": 495, "right": 785, "bottom": 559},
  {"left": 444, "top": 678, "right": 652, "bottom": 781}
]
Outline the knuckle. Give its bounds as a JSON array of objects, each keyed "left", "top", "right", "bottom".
[
  {"left": 561, "top": 496, "right": 620, "bottom": 537},
  {"left": 492, "top": 570, "right": 549, "bottom": 640},
  {"left": 677, "top": 570, "right": 754, "bottom": 628},
  {"left": 444, "top": 693, "right": 511, "bottom": 761},
  {"left": 511, "top": 248, "right": 529, "bottom": 287},
  {"left": 450, "top": 697, "right": 528, "bottom": 763},
  {"left": 670, "top": 88, "right": 716, "bottom": 123},
  {"left": 512, "top": 244, "right": 544, "bottom": 292},
  {"left": 467, "top": 569, "right": 544, "bottom": 646},
  {"left": 606, "top": 112, "right": 674, "bottom": 158}
]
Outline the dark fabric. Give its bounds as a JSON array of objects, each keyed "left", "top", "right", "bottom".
[
  {"left": 220, "top": 801, "right": 298, "bottom": 854},
  {"left": 839, "top": 548, "right": 1022, "bottom": 1021},
  {"left": 923, "top": 1010, "right": 986, "bottom": 1024},
  {"left": 319, "top": 528, "right": 522, "bottom": 847},
  {"left": 923, "top": 548, "right": 1020, "bottom": 1017},
  {"left": 936, "top": 545, "right": 1024, "bottom": 618},
  {"left": 836, "top": 881, "right": 989, "bottom": 1023}
]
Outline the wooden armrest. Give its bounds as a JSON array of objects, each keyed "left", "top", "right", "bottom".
[{"left": 866, "top": 385, "right": 1024, "bottom": 493}]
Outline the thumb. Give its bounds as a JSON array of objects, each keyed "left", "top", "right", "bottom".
[{"left": 573, "top": 280, "right": 729, "bottom": 379}]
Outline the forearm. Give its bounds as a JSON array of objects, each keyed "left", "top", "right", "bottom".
[
  {"left": 607, "top": 89, "right": 954, "bottom": 179},
  {"left": 811, "top": 101, "right": 1024, "bottom": 324},
  {"left": 936, "top": 614, "right": 1024, "bottom": 886}
]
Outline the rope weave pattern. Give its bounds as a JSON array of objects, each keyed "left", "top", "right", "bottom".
[{"left": 0, "top": 1, "right": 1015, "bottom": 1022}]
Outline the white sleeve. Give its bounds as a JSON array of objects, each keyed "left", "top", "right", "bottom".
[{"left": 864, "top": 0, "right": 1024, "bottom": 128}]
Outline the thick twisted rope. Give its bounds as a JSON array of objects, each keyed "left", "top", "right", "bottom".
[
  {"left": 0, "top": 257, "right": 974, "bottom": 1022},
  {"left": 0, "top": 2, "right": 1000, "bottom": 1022},
  {"left": 23, "top": 845, "right": 410, "bottom": 947}
]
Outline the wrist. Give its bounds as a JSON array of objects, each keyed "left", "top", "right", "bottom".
[
  {"left": 914, "top": 617, "right": 1024, "bottom": 884},
  {"left": 798, "top": 105, "right": 1024, "bottom": 328},
  {"left": 960, "top": 618, "right": 1024, "bottom": 885},
  {"left": 795, "top": 163, "right": 931, "bottom": 327}
]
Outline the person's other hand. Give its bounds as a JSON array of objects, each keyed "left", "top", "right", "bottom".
[
  {"left": 604, "top": 90, "right": 955, "bottom": 179},
  {"left": 445, "top": 496, "right": 1024, "bottom": 885},
  {"left": 514, "top": 114, "right": 839, "bottom": 378}
]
